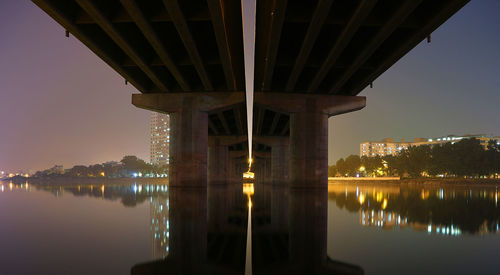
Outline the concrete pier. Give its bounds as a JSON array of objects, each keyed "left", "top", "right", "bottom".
[
  {"left": 255, "top": 136, "right": 290, "bottom": 185},
  {"left": 208, "top": 137, "right": 229, "bottom": 185},
  {"left": 255, "top": 93, "right": 366, "bottom": 187},
  {"left": 133, "top": 93, "right": 244, "bottom": 187}
]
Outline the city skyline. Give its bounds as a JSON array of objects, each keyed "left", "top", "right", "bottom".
[{"left": 0, "top": 0, "right": 499, "bottom": 171}]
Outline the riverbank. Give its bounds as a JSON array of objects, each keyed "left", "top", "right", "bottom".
[
  {"left": 329, "top": 177, "right": 500, "bottom": 185},
  {"left": 2, "top": 176, "right": 168, "bottom": 186}
]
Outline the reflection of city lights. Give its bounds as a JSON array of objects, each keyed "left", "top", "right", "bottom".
[
  {"left": 1, "top": 185, "right": 4, "bottom": 192},
  {"left": 421, "top": 190, "right": 429, "bottom": 200},
  {"left": 9, "top": 182, "right": 13, "bottom": 191},
  {"left": 243, "top": 183, "right": 254, "bottom": 196},
  {"left": 138, "top": 184, "right": 142, "bottom": 193},
  {"left": 358, "top": 193, "right": 365, "bottom": 205},
  {"left": 101, "top": 185, "right": 105, "bottom": 193},
  {"left": 381, "top": 198, "right": 388, "bottom": 210}
]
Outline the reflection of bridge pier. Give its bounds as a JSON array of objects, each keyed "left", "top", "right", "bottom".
[
  {"left": 289, "top": 188, "right": 328, "bottom": 271},
  {"left": 133, "top": 187, "right": 208, "bottom": 274}
]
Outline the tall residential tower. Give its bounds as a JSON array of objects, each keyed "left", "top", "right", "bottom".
[{"left": 150, "top": 112, "right": 170, "bottom": 166}]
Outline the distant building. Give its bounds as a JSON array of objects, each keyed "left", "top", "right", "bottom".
[
  {"left": 361, "top": 134, "right": 499, "bottom": 157},
  {"left": 150, "top": 112, "right": 170, "bottom": 166}
]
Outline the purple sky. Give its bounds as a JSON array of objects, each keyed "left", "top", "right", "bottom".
[{"left": 1, "top": 1, "right": 499, "bottom": 172}]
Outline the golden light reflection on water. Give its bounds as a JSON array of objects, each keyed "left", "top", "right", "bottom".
[{"left": 330, "top": 183, "right": 500, "bottom": 236}]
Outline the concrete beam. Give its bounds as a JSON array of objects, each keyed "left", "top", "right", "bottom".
[
  {"left": 208, "top": 137, "right": 229, "bottom": 186},
  {"left": 132, "top": 92, "right": 244, "bottom": 113},
  {"left": 254, "top": 93, "right": 366, "bottom": 117},
  {"left": 253, "top": 136, "right": 289, "bottom": 146}
]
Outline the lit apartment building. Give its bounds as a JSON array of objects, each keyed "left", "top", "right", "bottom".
[
  {"left": 360, "top": 138, "right": 414, "bottom": 157},
  {"left": 361, "top": 135, "right": 499, "bottom": 157},
  {"left": 150, "top": 112, "right": 170, "bottom": 166}
]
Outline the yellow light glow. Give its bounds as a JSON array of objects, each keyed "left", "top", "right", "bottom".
[
  {"left": 382, "top": 198, "right": 388, "bottom": 210},
  {"left": 248, "top": 198, "right": 252, "bottom": 208},
  {"left": 376, "top": 192, "right": 383, "bottom": 202},
  {"left": 9, "top": 182, "right": 13, "bottom": 191},
  {"left": 359, "top": 166, "right": 366, "bottom": 172},
  {"left": 100, "top": 172, "right": 105, "bottom": 177},
  {"left": 101, "top": 185, "right": 105, "bottom": 193},
  {"left": 358, "top": 193, "right": 365, "bottom": 205},
  {"left": 243, "top": 183, "right": 254, "bottom": 196},
  {"left": 243, "top": 171, "right": 255, "bottom": 179},
  {"left": 421, "top": 190, "right": 429, "bottom": 200}
]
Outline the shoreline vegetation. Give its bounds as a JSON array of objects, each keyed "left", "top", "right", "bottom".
[
  {"left": 329, "top": 138, "right": 500, "bottom": 180},
  {"left": 328, "top": 177, "right": 500, "bottom": 185},
  {"left": 1, "top": 156, "right": 168, "bottom": 184}
]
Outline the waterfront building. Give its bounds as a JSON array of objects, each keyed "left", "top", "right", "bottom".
[
  {"left": 150, "top": 112, "right": 170, "bottom": 166},
  {"left": 361, "top": 134, "right": 499, "bottom": 157}
]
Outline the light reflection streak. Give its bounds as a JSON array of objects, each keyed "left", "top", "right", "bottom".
[{"left": 332, "top": 184, "right": 500, "bottom": 236}]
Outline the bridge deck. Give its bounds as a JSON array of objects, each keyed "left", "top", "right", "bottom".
[{"left": 33, "top": 0, "right": 468, "bottom": 142}]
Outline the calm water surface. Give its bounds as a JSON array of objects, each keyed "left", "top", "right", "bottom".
[
  {"left": 0, "top": 182, "right": 168, "bottom": 274},
  {"left": 328, "top": 183, "right": 500, "bottom": 274},
  {"left": 1, "top": 181, "right": 500, "bottom": 274}
]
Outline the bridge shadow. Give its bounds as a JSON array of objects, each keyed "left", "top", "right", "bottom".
[{"left": 131, "top": 183, "right": 364, "bottom": 275}]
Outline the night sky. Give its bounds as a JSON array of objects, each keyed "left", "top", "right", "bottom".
[{"left": 0, "top": 1, "right": 499, "bottom": 172}]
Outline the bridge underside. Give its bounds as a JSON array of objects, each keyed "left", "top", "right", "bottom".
[
  {"left": 33, "top": 0, "right": 468, "bottom": 187},
  {"left": 33, "top": 0, "right": 468, "bottom": 137}
]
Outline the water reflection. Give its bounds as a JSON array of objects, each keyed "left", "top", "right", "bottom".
[
  {"left": 150, "top": 194, "right": 170, "bottom": 259},
  {"left": 329, "top": 184, "right": 500, "bottom": 235},
  {"left": 1, "top": 181, "right": 364, "bottom": 274},
  {"left": 131, "top": 184, "right": 363, "bottom": 274}
]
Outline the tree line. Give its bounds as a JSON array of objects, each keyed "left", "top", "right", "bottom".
[
  {"left": 33, "top": 156, "right": 168, "bottom": 178},
  {"left": 329, "top": 138, "right": 500, "bottom": 178}
]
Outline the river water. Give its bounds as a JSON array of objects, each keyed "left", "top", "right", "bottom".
[{"left": 0, "top": 180, "right": 499, "bottom": 274}]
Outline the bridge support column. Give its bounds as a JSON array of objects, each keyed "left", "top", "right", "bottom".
[
  {"left": 132, "top": 92, "right": 244, "bottom": 187},
  {"left": 290, "top": 101, "right": 329, "bottom": 187},
  {"left": 254, "top": 136, "right": 290, "bottom": 185},
  {"left": 255, "top": 93, "right": 366, "bottom": 187},
  {"left": 271, "top": 139, "right": 289, "bottom": 185},
  {"left": 208, "top": 137, "right": 229, "bottom": 185}
]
